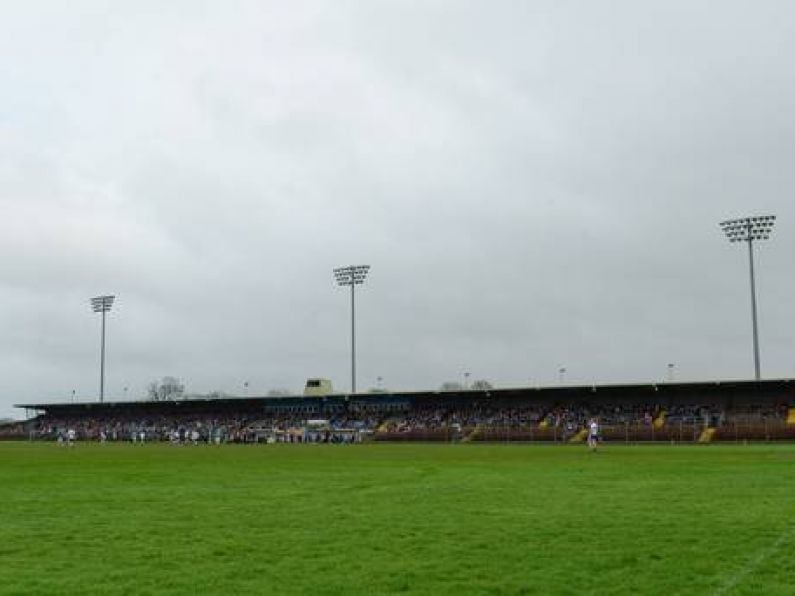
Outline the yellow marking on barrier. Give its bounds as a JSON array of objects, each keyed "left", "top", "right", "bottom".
[
  {"left": 462, "top": 427, "right": 479, "bottom": 443},
  {"left": 377, "top": 418, "right": 395, "bottom": 433},
  {"left": 787, "top": 408, "right": 795, "bottom": 426},
  {"left": 698, "top": 428, "right": 716, "bottom": 443},
  {"left": 569, "top": 428, "right": 588, "bottom": 443}
]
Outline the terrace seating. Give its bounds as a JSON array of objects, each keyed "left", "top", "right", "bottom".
[
  {"left": 0, "top": 422, "right": 28, "bottom": 440},
  {"left": 712, "top": 422, "right": 795, "bottom": 442},
  {"left": 469, "top": 426, "right": 563, "bottom": 442},
  {"left": 374, "top": 428, "right": 459, "bottom": 442},
  {"left": 653, "top": 424, "right": 702, "bottom": 442},
  {"left": 600, "top": 425, "right": 647, "bottom": 442}
]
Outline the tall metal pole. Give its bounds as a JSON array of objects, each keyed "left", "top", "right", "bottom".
[
  {"left": 334, "top": 266, "right": 369, "bottom": 395},
  {"left": 91, "top": 295, "right": 115, "bottom": 403},
  {"left": 350, "top": 280, "right": 356, "bottom": 394},
  {"left": 719, "top": 215, "right": 774, "bottom": 382},
  {"left": 747, "top": 231, "right": 761, "bottom": 380},
  {"left": 100, "top": 308, "right": 106, "bottom": 402}
]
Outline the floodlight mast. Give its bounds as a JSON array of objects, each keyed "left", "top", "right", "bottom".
[
  {"left": 333, "top": 265, "right": 370, "bottom": 394},
  {"left": 90, "top": 295, "right": 115, "bottom": 402},
  {"left": 719, "top": 215, "right": 775, "bottom": 380}
]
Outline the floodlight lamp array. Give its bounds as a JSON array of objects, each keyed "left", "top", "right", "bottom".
[
  {"left": 719, "top": 215, "right": 775, "bottom": 243},
  {"left": 333, "top": 265, "right": 370, "bottom": 286},
  {"left": 90, "top": 295, "right": 115, "bottom": 313}
]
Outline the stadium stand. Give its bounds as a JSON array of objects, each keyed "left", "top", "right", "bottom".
[
  {"left": 0, "top": 421, "right": 28, "bottom": 440},
  {"left": 12, "top": 379, "right": 795, "bottom": 444}
]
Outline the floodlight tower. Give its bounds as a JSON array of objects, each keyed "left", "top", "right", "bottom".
[
  {"left": 334, "top": 265, "right": 370, "bottom": 394},
  {"left": 719, "top": 215, "right": 776, "bottom": 380},
  {"left": 90, "top": 295, "right": 115, "bottom": 402}
]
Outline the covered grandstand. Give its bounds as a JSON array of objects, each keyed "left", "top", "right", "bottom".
[{"left": 8, "top": 378, "right": 795, "bottom": 443}]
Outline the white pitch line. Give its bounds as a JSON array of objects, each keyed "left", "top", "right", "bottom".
[{"left": 714, "top": 529, "right": 792, "bottom": 595}]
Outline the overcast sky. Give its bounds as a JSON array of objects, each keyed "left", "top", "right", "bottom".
[{"left": 1, "top": 1, "right": 793, "bottom": 417}]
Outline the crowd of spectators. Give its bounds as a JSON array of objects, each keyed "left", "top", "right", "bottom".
[
  {"left": 28, "top": 413, "right": 253, "bottom": 444},
  {"left": 0, "top": 421, "right": 28, "bottom": 440},
  {"left": 5, "top": 396, "right": 791, "bottom": 443},
  {"left": 22, "top": 409, "right": 385, "bottom": 445},
  {"left": 382, "top": 400, "right": 545, "bottom": 432},
  {"left": 543, "top": 403, "right": 661, "bottom": 430},
  {"left": 7, "top": 401, "right": 697, "bottom": 443},
  {"left": 379, "top": 400, "right": 667, "bottom": 435},
  {"left": 720, "top": 402, "right": 789, "bottom": 424}
]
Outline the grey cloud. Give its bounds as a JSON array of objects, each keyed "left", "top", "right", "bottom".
[{"left": 1, "top": 1, "right": 794, "bottom": 417}]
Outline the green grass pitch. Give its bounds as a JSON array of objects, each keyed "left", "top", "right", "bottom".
[{"left": 2, "top": 442, "right": 795, "bottom": 595}]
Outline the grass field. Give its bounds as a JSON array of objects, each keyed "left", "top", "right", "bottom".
[{"left": 2, "top": 442, "right": 795, "bottom": 595}]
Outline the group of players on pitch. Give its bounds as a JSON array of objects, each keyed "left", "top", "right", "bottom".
[
  {"left": 56, "top": 428, "right": 77, "bottom": 447},
  {"left": 54, "top": 420, "right": 602, "bottom": 449}
]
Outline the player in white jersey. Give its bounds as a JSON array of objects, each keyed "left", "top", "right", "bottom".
[
  {"left": 587, "top": 418, "right": 599, "bottom": 452},
  {"left": 67, "top": 428, "right": 76, "bottom": 447}
]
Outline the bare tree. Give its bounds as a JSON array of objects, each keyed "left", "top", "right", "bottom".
[
  {"left": 439, "top": 381, "right": 464, "bottom": 392},
  {"left": 147, "top": 376, "right": 185, "bottom": 401},
  {"left": 471, "top": 379, "right": 493, "bottom": 391}
]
